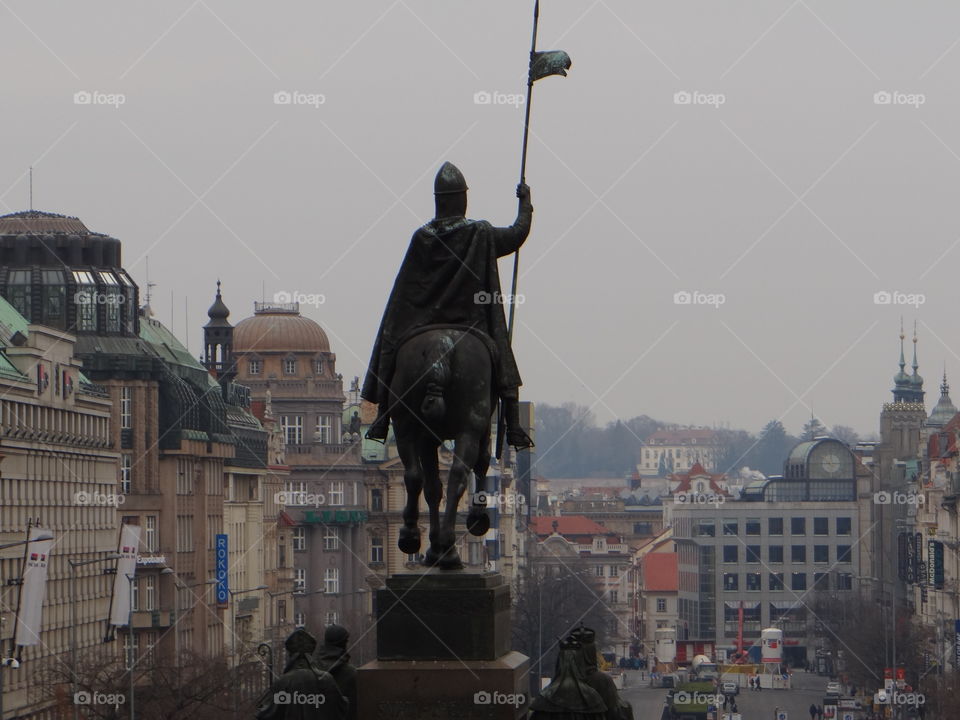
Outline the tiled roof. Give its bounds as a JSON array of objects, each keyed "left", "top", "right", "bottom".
[
  {"left": 0, "top": 210, "right": 91, "bottom": 235},
  {"left": 531, "top": 515, "right": 616, "bottom": 538},
  {"left": 669, "top": 462, "right": 729, "bottom": 494},
  {"left": 643, "top": 553, "right": 678, "bottom": 592}
]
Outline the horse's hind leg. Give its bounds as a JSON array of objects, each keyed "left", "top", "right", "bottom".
[
  {"left": 466, "top": 430, "right": 492, "bottom": 536},
  {"left": 421, "top": 439, "right": 444, "bottom": 566},
  {"left": 433, "top": 433, "right": 479, "bottom": 569},
  {"left": 397, "top": 432, "right": 423, "bottom": 555}
]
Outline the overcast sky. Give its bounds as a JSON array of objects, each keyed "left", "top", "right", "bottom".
[{"left": 4, "top": 1, "right": 960, "bottom": 439}]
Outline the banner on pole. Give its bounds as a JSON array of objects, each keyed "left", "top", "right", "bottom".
[
  {"left": 13, "top": 528, "right": 54, "bottom": 647},
  {"left": 109, "top": 523, "right": 141, "bottom": 626},
  {"left": 216, "top": 534, "right": 229, "bottom": 603}
]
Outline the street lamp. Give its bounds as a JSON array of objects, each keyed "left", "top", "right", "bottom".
[
  {"left": 0, "top": 531, "right": 54, "bottom": 720},
  {"left": 125, "top": 573, "right": 136, "bottom": 720},
  {"left": 68, "top": 553, "right": 120, "bottom": 720}
]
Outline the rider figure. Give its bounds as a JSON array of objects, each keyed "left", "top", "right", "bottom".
[{"left": 362, "top": 161, "right": 534, "bottom": 451}]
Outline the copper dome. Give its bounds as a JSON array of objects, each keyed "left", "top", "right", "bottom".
[{"left": 233, "top": 303, "right": 330, "bottom": 353}]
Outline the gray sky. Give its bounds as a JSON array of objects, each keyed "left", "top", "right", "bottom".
[{"left": 4, "top": 1, "right": 960, "bottom": 438}]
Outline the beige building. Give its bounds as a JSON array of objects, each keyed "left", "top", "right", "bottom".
[{"left": 638, "top": 427, "right": 721, "bottom": 477}]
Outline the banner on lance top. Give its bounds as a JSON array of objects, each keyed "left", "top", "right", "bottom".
[
  {"left": 215, "top": 534, "right": 229, "bottom": 603},
  {"left": 109, "top": 523, "right": 142, "bottom": 626},
  {"left": 14, "top": 528, "right": 54, "bottom": 647}
]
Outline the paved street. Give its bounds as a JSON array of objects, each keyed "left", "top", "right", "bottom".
[{"left": 618, "top": 670, "right": 832, "bottom": 720}]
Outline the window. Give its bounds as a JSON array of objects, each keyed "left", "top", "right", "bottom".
[
  {"left": 814, "top": 517, "right": 829, "bottom": 536},
  {"left": 595, "top": 566, "right": 604, "bottom": 577},
  {"left": 98, "top": 271, "right": 122, "bottom": 332},
  {"left": 609, "top": 590, "right": 619, "bottom": 603},
  {"left": 791, "top": 517, "right": 805, "bottom": 535},
  {"left": 837, "top": 573, "right": 853, "bottom": 590},
  {"left": 120, "top": 454, "right": 132, "bottom": 494},
  {"left": 371, "top": 488, "right": 384, "bottom": 512},
  {"left": 144, "top": 576, "right": 156, "bottom": 611},
  {"left": 292, "top": 527, "right": 305, "bottom": 551},
  {"left": 324, "top": 568, "right": 340, "bottom": 594},
  {"left": 316, "top": 416, "right": 332, "bottom": 444},
  {"left": 836, "top": 517, "right": 852, "bottom": 536},
  {"left": 746, "top": 546, "right": 761, "bottom": 563},
  {"left": 328, "top": 482, "right": 344, "bottom": 506},
  {"left": 325, "top": 611, "right": 339, "bottom": 626},
  {"left": 120, "top": 387, "right": 132, "bottom": 429},
  {"left": 281, "top": 415, "right": 303, "bottom": 445},
  {"left": 769, "top": 545, "right": 784, "bottom": 563},
  {"left": 176, "top": 515, "right": 193, "bottom": 552},
  {"left": 41, "top": 270, "right": 64, "bottom": 325},
  {"left": 724, "top": 573, "right": 739, "bottom": 591},
  {"left": 814, "top": 545, "right": 829, "bottom": 564},
  {"left": 723, "top": 545, "right": 738, "bottom": 563},
  {"left": 249, "top": 359, "right": 261, "bottom": 375},
  {"left": 695, "top": 519, "right": 716, "bottom": 537},
  {"left": 294, "top": 568, "right": 306, "bottom": 592},
  {"left": 769, "top": 517, "right": 783, "bottom": 536},
  {"left": 723, "top": 520, "right": 738, "bottom": 536},
  {"left": 745, "top": 518, "right": 761, "bottom": 536},
  {"left": 633, "top": 522, "right": 654, "bottom": 535},
  {"left": 814, "top": 572, "right": 829, "bottom": 590},
  {"left": 370, "top": 536, "right": 384, "bottom": 564},
  {"left": 278, "top": 600, "right": 287, "bottom": 624},
  {"left": 791, "top": 545, "right": 806, "bottom": 563},
  {"left": 656, "top": 598, "right": 667, "bottom": 613},
  {"left": 295, "top": 612, "right": 305, "bottom": 628},
  {"left": 324, "top": 527, "right": 340, "bottom": 551},
  {"left": 131, "top": 578, "right": 140, "bottom": 611},
  {"left": 144, "top": 516, "right": 157, "bottom": 552},
  {"left": 791, "top": 572, "right": 807, "bottom": 591},
  {"left": 769, "top": 572, "right": 784, "bottom": 591},
  {"left": 7, "top": 270, "right": 31, "bottom": 320},
  {"left": 314, "top": 357, "right": 323, "bottom": 375},
  {"left": 837, "top": 545, "right": 852, "bottom": 563},
  {"left": 284, "top": 356, "right": 297, "bottom": 375},
  {"left": 746, "top": 572, "right": 761, "bottom": 591},
  {"left": 73, "top": 270, "right": 97, "bottom": 331},
  {"left": 279, "top": 542, "right": 286, "bottom": 567},
  {"left": 609, "top": 565, "right": 619, "bottom": 578}
]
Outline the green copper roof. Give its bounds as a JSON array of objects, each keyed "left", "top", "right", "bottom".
[{"left": 0, "top": 295, "right": 34, "bottom": 381}]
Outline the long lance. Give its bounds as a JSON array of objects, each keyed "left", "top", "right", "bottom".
[{"left": 497, "top": 1, "right": 540, "bottom": 461}]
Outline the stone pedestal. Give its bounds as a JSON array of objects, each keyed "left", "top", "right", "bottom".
[{"left": 359, "top": 571, "right": 529, "bottom": 718}]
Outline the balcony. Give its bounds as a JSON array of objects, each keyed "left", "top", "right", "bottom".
[{"left": 131, "top": 610, "right": 175, "bottom": 629}]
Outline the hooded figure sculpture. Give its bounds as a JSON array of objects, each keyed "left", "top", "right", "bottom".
[
  {"left": 529, "top": 635, "right": 607, "bottom": 719},
  {"left": 361, "top": 162, "right": 534, "bottom": 450},
  {"left": 312, "top": 624, "right": 357, "bottom": 720},
  {"left": 256, "top": 629, "right": 348, "bottom": 720},
  {"left": 572, "top": 626, "right": 634, "bottom": 720}
]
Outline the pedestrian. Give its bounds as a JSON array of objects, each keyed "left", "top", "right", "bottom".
[
  {"left": 817, "top": 704, "right": 823, "bottom": 720},
  {"left": 756, "top": 674, "right": 761, "bottom": 691},
  {"left": 809, "top": 702, "right": 818, "bottom": 720}
]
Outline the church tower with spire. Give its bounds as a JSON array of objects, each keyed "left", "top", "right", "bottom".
[
  {"left": 203, "top": 280, "right": 235, "bottom": 382},
  {"left": 880, "top": 322, "right": 927, "bottom": 461}
]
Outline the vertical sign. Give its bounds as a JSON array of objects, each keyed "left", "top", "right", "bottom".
[
  {"left": 109, "top": 524, "right": 141, "bottom": 626},
  {"left": 954, "top": 619, "right": 960, "bottom": 670},
  {"left": 215, "top": 534, "right": 229, "bottom": 603},
  {"left": 904, "top": 533, "right": 915, "bottom": 584},
  {"left": 928, "top": 540, "right": 945, "bottom": 588},
  {"left": 13, "top": 528, "right": 54, "bottom": 647}
]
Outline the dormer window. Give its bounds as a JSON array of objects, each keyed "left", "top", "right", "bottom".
[
  {"left": 314, "top": 357, "right": 323, "bottom": 375},
  {"left": 283, "top": 356, "right": 297, "bottom": 375},
  {"left": 249, "top": 358, "right": 262, "bottom": 375}
]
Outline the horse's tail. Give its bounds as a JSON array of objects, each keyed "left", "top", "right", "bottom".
[{"left": 420, "top": 341, "right": 451, "bottom": 422}]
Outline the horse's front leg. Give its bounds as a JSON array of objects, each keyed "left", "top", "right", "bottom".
[{"left": 396, "top": 428, "right": 423, "bottom": 555}]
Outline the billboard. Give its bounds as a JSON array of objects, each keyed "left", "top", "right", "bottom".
[
  {"left": 109, "top": 524, "right": 142, "bottom": 626},
  {"left": 13, "top": 528, "right": 54, "bottom": 647}
]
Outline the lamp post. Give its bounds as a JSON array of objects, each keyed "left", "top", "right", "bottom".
[
  {"left": 68, "top": 553, "right": 120, "bottom": 720},
  {"left": 125, "top": 573, "right": 136, "bottom": 720},
  {"left": 230, "top": 585, "right": 267, "bottom": 717},
  {"left": 0, "top": 531, "right": 54, "bottom": 720}
]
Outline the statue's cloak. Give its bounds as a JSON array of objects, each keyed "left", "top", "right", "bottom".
[{"left": 361, "top": 216, "right": 524, "bottom": 404}]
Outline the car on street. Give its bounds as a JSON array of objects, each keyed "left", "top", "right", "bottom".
[
  {"left": 721, "top": 681, "right": 739, "bottom": 696},
  {"left": 825, "top": 681, "right": 842, "bottom": 696}
]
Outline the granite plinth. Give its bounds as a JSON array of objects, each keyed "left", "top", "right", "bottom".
[{"left": 375, "top": 571, "right": 511, "bottom": 661}]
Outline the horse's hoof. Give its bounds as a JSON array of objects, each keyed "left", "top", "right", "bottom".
[
  {"left": 398, "top": 528, "right": 421, "bottom": 554},
  {"left": 466, "top": 508, "right": 490, "bottom": 536},
  {"left": 438, "top": 548, "right": 463, "bottom": 570},
  {"left": 423, "top": 547, "right": 441, "bottom": 566}
]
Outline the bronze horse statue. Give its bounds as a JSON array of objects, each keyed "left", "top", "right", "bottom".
[{"left": 390, "top": 327, "right": 493, "bottom": 568}]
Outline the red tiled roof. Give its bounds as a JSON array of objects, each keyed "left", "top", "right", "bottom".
[
  {"left": 669, "top": 462, "right": 729, "bottom": 495},
  {"left": 643, "top": 553, "right": 678, "bottom": 592},
  {"left": 531, "top": 515, "right": 616, "bottom": 538}
]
